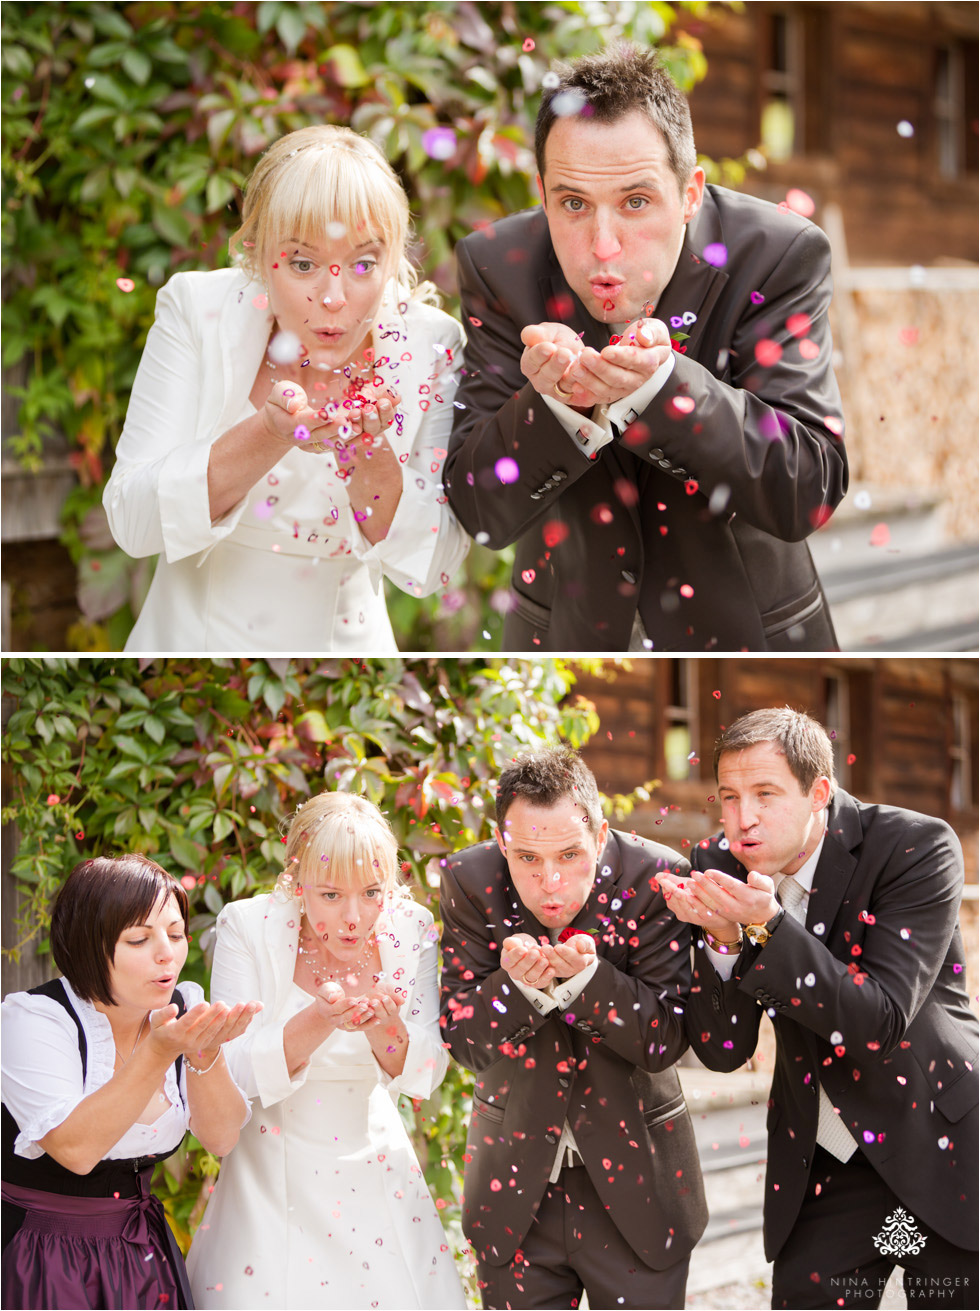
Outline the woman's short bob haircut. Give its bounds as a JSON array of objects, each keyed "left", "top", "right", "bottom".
[
  {"left": 49, "top": 855, "right": 189, "bottom": 1007},
  {"left": 276, "top": 791, "right": 402, "bottom": 902},
  {"left": 230, "top": 124, "right": 420, "bottom": 294}
]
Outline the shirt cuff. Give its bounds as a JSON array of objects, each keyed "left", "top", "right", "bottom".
[
  {"left": 603, "top": 349, "right": 675, "bottom": 431},
  {"left": 551, "top": 957, "right": 599, "bottom": 1008},
  {"left": 540, "top": 394, "right": 614, "bottom": 459},
  {"left": 512, "top": 978, "right": 560, "bottom": 1015},
  {"left": 704, "top": 940, "right": 738, "bottom": 981},
  {"left": 540, "top": 349, "right": 676, "bottom": 458}
]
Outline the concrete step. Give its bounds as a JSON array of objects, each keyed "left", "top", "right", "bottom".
[
  {"left": 819, "top": 542, "right": 979, "bottom": 649},
  {"left": 809, "top": 482, "right": 948, "bottom": 568}
]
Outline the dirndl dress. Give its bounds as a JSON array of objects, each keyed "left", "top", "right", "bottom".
[{"left": 1, "top": 978, "right": 194, "bottom": 1310}]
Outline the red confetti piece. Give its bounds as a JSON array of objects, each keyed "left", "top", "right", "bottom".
[
  {"left": 521, "top": 569, "right": 535, "bottom": 584},
  {"left": 799, "top": 338, "right": 820, "bottom": 360},
  {"left": 869, "top": 522, "right": 890, "bottom": 547},
  {"left": 46, "top": 794, "right": 60, "bottom": 806},
  {"left": 251, "top": 293, "right": 268, "bottom": 309},
  {"left": 522, "top": 37, "right": 535, "bottom": 51},
  {"left": 115, "top": 277, "right": 135, "bottom": 293},
  {"left": 543, "top": 520, "right": 569, "bottom": 548},
  {"left": 785, "top": 188, "right": 815, "bottom": 216},
  {"left": 754, "top": 339, "right": 783, "bottom": 367},
  {"left": 671, "top": 395, "right": 695, "bottom": 415},
  {"left": 786, "top": 313, "right": 811, "bottom": 338}
]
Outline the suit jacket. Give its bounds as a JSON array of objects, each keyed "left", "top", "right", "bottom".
[
  {"left": 686, "top": 789, "right": 979, "bottom": 1258},
  {"left": 440, "top": 830, "right": 708, "bottom": 1269},
  {"left": 103, "top": 267, "right": 469, "bottom": 651},
  {"left": 446, "top": 186, "right": 848, "bottom": 651}
]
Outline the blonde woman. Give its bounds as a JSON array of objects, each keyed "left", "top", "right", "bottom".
[
  {"left": 104, "top": 125, "right": 468, "bottom": 651},
  {"left": 186, "top": 792, "right": 463, "bottom": 1309}
]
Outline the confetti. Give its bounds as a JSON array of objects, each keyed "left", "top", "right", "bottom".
[
  {"left": 869, "top": 523, "right": 890, "bottom": 548},
  {"left": 115, "top": 277, "right": 135, "bottom": 293},
  {"left": 703, "top": 242, "right": 728, "bottom": 267},
  {"left": 785, "top": 188, "right": 815, "bottom": 217},
  {"left": 494, "top": 457, "right": 519, "bottom": 484},
  {"left": 421, "top": 127, "right": 457, "bottom": 161},
  {"left": 754, "top": 339, "right": 782, "bottom": 368}
]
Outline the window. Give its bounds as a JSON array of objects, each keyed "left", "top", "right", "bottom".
[
  {"left": 823, "top": 673, "right": 851, "bottom": 792},
  {"left": 760, "top": 10, "right": 798, "bottom": 162},
  {"left": 935, "top": 42, "right": 979, "bottom": 179},
  {"left": 949, "top": 691, "right": 977, "bottom": 812},
  {"left": 663, "top": 660, "right": 699, "bottom": 780}
]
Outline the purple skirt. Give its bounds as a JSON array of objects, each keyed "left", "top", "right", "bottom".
[{"left": 1, "top": 1175, "right": 192, "bottom": 1310}]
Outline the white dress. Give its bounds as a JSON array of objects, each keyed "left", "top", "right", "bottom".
[
  {"left": 186, "top": 892, "right": 464, "bottom": 1310},
  {"left": 102, "top": 267, "right": 470, "bottom": 652}
]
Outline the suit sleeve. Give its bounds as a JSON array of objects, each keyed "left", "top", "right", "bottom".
[
  {"left": 439, "top": 859, "right": 555, "bottom": 1072},
  {"left": 207, "top": 904, "right": 308, "bottom": 1108},
  {"left": 379, "top": 904, "right": 450, "bottom": 1099},
  {"left": 621, "top": 223, "right": 847, "bottom": 542},
  {"left": 570, "top": 896, "right": 693, "bottom": 1071},
  {"left": 444, "top": 237, "right": 596, "bottom": 549},
  {"left": 737, "top": 816, "right": 965, "bottom": 1061},
  {"left": 103, "top": 275, "right": 252, "bottom": 563}
]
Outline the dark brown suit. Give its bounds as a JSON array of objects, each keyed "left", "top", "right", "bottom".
[
  {"left": 446, "top": 185, "right": 848, "bottom": 651},
  {"left": 440, "top": 829, "right": 707, "bottom": 1300},
  {"left": 685, "top": 790, "right": 978, "bottom": 1304}
]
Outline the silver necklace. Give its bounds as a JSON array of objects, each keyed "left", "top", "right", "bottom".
[{"left": 113, "top": 1012, "right": 149, "bottom": 1067}]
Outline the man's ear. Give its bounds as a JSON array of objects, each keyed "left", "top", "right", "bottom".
[
  {"left": 495, "top": 826, "right": 508, "bottom": 861},
  {"left": 535, "top": 174, "right": 547, "bottom": 210},
  {"left": 596, "top": 817, "right": 609, "bottom": 852},
  {"left": 683, "top": 166, "right": 706, "bottom": 224},
  {"left": 811, "top": 776, "right": 832, "bottom": 812}
]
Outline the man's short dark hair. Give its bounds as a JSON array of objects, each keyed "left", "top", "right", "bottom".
[
  {"left": 495, "top": 746, "right": 604, "bottom": 836},
  {"left": 535, "top": 42, "right": 698, "bottom": 193},
  {"left": 50, "top": 854, "right": 190, "bottom": 1005},
  {"left": 713, "top": 708, "right": 837, "bottom": 796}
]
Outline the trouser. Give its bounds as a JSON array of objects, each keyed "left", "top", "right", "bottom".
[
  {"left": 476, "top": 1162, "right": 690, "bottom": 1310},
  {"left": 772, "top": 1146, "right": 978, "bottom": 1309}
]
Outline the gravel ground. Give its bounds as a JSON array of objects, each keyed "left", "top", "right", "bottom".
[{"left": 686, "top": 1266, "right": 908, "bottom": 1309}]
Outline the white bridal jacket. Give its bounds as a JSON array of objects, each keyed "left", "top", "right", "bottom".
[{"left": 103, "top": 268, "right": 469, "bottom": 652}]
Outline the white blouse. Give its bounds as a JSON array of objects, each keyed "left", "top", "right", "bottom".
[{"left": 1, "top": 978, "right": 248, "bottom": 1161}]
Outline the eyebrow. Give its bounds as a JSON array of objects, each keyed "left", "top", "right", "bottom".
[
  {"left": 285, "top": 237, "right": 385, "bottom": 251},
  {"left": 548, "top": 178, "right": 663, "bottom": 195}
]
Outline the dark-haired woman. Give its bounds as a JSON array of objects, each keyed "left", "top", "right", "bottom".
[{"left": 1, "top": 854, "right": 260, "bottom": 1310}]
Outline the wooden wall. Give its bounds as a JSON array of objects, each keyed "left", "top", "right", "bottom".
[
  {"left": 571, "top": 657, "right": 979, "bottom": 876},
  {"left": 684, "top": 1, "right": 979, "bottom": 265}
]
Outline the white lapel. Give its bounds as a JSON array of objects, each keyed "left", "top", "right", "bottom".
[{"left": 259, "top": 891, "right": 303, "bottom": 1015}]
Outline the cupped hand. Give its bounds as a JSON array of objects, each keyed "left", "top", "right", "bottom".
[
  {"left": 544, "top": 933, "right": 597, "bottom": 979},
  {"left": 313, "top": 980, "right": 372, "bottom": 1031},
  {"left": 520, "top": 323, "right": 586, "bottom": 403},
  {"left": 501, "top": 932, "right": 555, "bottom": 988},
  {"left": 262, "top": 382, "right": 401, "bottom": 457},
  {"left": 148, "top": 999, "right": 262, "bottom": 1064},
  {"left": 561, "top": 317, "right": 672, "bottom": 408}
]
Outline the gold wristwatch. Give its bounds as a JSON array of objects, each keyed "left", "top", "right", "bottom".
[{"left": 742, "top": 906, "right": 785, "bottom": 947}]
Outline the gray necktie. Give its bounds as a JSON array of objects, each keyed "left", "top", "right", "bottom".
[{"left": 777, "top": 875, "right": 857, "bottom": 1163}]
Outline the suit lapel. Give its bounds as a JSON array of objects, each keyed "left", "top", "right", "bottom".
[
  {"left": 807, "top": 792, "right": 862, "bottom": 937},
  {"left": 263, "top": 892, "right": 302, "bottom": 1011},
  {"left": 217, "top": 273, "right": 274, "bottom": 433},
  {"left": 654, "top": 191, "right": 730, "bottom": 361}
]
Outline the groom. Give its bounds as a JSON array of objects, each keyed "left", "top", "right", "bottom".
[{"left": 439, "top": 746, "right": 706, "bottom": 1309}]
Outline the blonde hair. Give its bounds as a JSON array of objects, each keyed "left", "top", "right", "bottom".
[
  {"left": 231, "top": 125, "right": 426, "bottom": 297},
  {"left": 277, "top": 791, "right": 401, "bottom": 900}
]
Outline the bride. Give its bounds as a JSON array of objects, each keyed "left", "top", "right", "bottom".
[{"left": 186, "top": 791, "right": 464, "bottom": 1309}]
